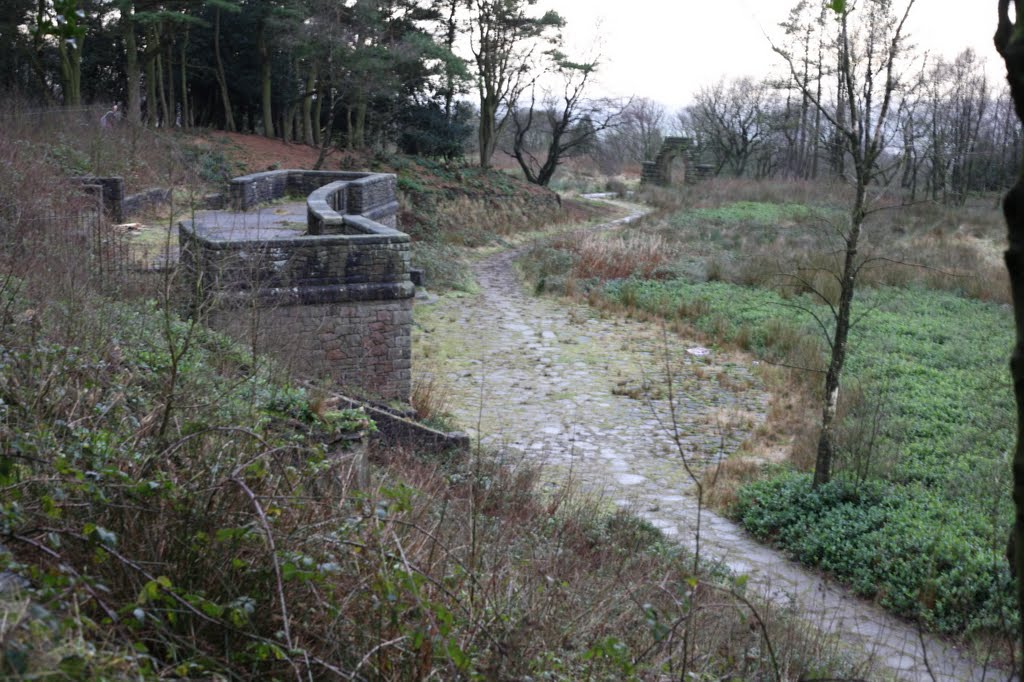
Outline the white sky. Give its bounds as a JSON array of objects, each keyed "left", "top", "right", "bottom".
[{"left": 551, "top": 0, "right": 1003, "bottom": 113}]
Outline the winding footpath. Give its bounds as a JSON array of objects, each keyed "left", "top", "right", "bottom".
[{"left": 412, "top": 200, "right": 1008, "bottom": 681}]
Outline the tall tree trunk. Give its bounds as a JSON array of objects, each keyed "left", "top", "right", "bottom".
[
  {"left": 145, "top": 43, "right": 157, "bottom": 126},
  {"left": 814, "top": 178, "right": 865, "bottom": 487},
  {"left": 57, "top": 35, "right": 82, "bottom": 106},
  {"left": 180, "top": 28, "right": 190, "bottom": 128},
  {"left": 345, "top": 104, "right": 353, "bottom": 150},
  {"left": 165, "top": 39, "right": 176, "bottom": 126},
  {"left": 312, "top": 82, "right": 322, "bottom": 146},
  {"left": 478, "top": 96, "right": 498, "bottom": 168},
  {"left": 156, "top": 47, "right": 168, "bottom": 126},
  {"left": 811, "top": 32, "right": 823, "bottom": 179},
  {"left": 213, "top": 7, "right": 235, "bottom": 131},
  {"left": 354, "top": 95, "right": 366, "bottom": 149},
  {"left": 124, "top": 4, "right": 141, "bottom": 125},
  {"left": 994, "top": 4, "right": 1024, "bottom": 675},
  {"left": 313, "top": 86, "right": 335, "bottom": 169},
  {"left": 302, "top": 64, "right": 315, "bottom": 146},
  {"left": 443, "top": 0, "right": 459, "bottom": 122},
  {"left": 257, "top": 22, "right": 274, "bottom": 137},
  {"left": 30, "top": 0, "right": 54, "bottom": 103}
]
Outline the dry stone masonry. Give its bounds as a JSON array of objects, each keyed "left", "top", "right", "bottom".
[
  {"left": 641, "top": 137, "right": 714, "bottom": 186},
  {"left": 74, "top": 176, "right": 221, "bottom": 220},
  {"left": 179, "top": 170, "right": 413, "bottom": 401}
]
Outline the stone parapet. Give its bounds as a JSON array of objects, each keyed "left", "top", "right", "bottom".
[{"left": 230, "top": 170, "right": 399, "bottom": 228}]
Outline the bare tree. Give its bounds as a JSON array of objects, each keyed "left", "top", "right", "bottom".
[
  {"left": 507, "top": 53, "right": 626, "bottom": 186},
  {"left": 921, "top": 49, "right": 990, "bottom": 204},
  {"left": 688, "top": 77, "right": 772, "bottom": 177},
  {"left": 598, "top": 97, "right": 665, "bottom": 166},
  {"left": 773, "top": 0, "right": 916, "bottom": 487},
  {"left": 777, "top": 0, "right": 831, "bottom": 179}
]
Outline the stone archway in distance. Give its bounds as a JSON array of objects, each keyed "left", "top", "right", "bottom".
[{"left": 641, "top": 137, "right": 712, "bottom": 186}]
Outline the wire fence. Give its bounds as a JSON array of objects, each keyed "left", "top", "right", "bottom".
[{"left": 0, "top": 205, "right": 163, "bottom": 300}]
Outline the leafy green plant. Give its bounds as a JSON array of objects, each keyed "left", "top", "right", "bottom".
[{"left": 734, "top": 472, "right": 1014, "bottom": 634}]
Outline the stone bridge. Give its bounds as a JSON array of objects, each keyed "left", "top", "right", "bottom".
[{"left": 178, "top": 170, "right": 413, "bottom": 402}]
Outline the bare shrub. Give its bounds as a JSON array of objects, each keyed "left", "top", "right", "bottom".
[{"left": 832, "top": 380, "right": 900, "bottom": 482}]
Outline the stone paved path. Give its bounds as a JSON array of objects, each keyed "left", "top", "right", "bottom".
[{"left": 413, "top": 202, "right": 1009, "bottom": 681}]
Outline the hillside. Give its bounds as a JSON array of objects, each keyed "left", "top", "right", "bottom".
[{"left": 0, "top": 123, "right": 868, "bottom": 680}]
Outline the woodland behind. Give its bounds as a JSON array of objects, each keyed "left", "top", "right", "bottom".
[{"left": 3, "top": 0, "right": 1019, "bottom": 199}]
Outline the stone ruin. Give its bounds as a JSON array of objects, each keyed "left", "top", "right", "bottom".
[
  {"left": 641, "top": 137, "right": 714, "bottom": 187},
  {"left": 178, "top": 170, "right": 413, "bottom": 402}
]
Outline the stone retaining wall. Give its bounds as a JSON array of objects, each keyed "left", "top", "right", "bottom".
[
  {"left": 180, "top": 170, "right": 414, "bottom": 401},
  {"left": 208, "top": 299, "right": 412, "bottom": 400},
  {"left": 122, "top": 187, "right": 173, "bottom": 217}
]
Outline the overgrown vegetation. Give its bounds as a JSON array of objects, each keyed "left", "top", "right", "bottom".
[
  {"left": 518, "top": 180, "right": 1016, "bottom": 643},
  {"left": 0, "top": 108, "right": 870, "bottom": 678}
]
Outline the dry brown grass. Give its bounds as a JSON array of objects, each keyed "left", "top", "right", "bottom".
[
  {"left": 703, "top": 452, "right": 769, "bottom": 510},
  {"left": 426, "top": 194, "right": 564, "bottom": 247},
  {"left": 410, "top": 369, "right": 457, "bottom": 429},
  {"left": 641, "top": 176, "right": 852, "bottom": 213},
  {"left": 569, "top": 231, "right": 672, "bottom": 280}
]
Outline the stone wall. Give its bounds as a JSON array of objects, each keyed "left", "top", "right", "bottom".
[
  {"left": 209, "top": 299, "right": 412, "bottom": 399},
  {"left": 73, "top": 176, "right": 211, "bottom": 221},
  {"left": 230, "top": 170, "right": 399, "bottom": 229},
  {"left": 122, "top": 187, "right": 173, "bottom": 217},
  {"left": 180, "top": 170, "right": 414, "bottom": 402},
  {"left": 76, "top": 176, "right": 126, "bottom": 222}
]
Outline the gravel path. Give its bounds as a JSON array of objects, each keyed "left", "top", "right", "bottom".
[{"left": 412, "top": 203, "right": 1007, "bottom": 681}]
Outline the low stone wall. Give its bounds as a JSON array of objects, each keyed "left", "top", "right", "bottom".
[
  {"left": 180, "top": 170, "right": 414, "bottom": 401},
  {"left": 230, "top": 170, "right": 399, "bottom": 228},
  {"left": 122, "top": 187, "right": 173, "bottom": 217},
  {"left": 74, "top": 176, "right": 206, "bottom": 221},
  {"left": 306, "top": 177, "right": 400, "bottom": 233}
]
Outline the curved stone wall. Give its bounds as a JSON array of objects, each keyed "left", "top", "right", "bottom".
[{"left": 229, "top": 169, "right": 399, "bottom": 229}]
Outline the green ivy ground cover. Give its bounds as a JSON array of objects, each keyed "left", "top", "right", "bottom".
[{"left": 604, "top": 277, "right": 1016, "bottom": 634}]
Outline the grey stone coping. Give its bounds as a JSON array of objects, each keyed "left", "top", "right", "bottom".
[{"left": 180, "top": 218, "right": 409, "bottom": 247}]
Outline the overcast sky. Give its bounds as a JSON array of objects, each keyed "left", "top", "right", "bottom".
[{"left": 550, "top": 0, "right": 1002, "bottom": 113}]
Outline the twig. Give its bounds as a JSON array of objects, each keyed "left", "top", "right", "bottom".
[{"left": 230, "top": 476, "right": 296, "bottom": 671}]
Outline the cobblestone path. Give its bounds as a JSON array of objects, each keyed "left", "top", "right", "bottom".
[{"left": 412, "top": 205, "right": 1005, "bottom": 681}]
